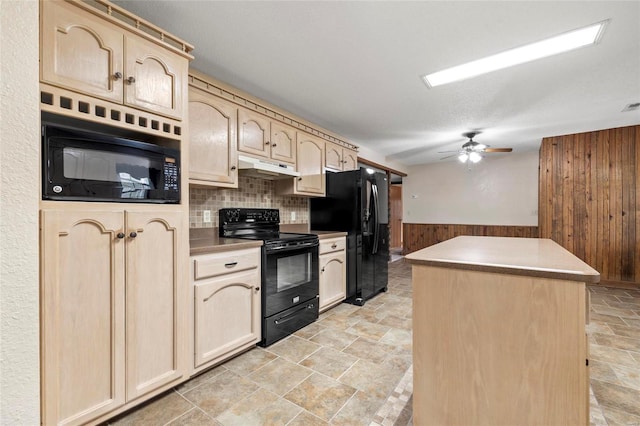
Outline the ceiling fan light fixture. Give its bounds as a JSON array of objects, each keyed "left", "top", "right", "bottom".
[
  {"left": 458, "top": 153, "right": 469, "bottom": 163},
  {"left": 474, "top": 143, "right": 487, "bottom": 150},
  {"left": 422, "top": 20, "right": 608, "bottom": 88},
  {"left": 469, "top": 152, "right": 482, "bottom": 163}
]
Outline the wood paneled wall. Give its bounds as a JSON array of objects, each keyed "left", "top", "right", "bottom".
[
  {"left": 539, "top": 125, "right": 640, "bottom": 286},
  {"left": 403, "top": 224, "right": 539, "bottom": 255}
]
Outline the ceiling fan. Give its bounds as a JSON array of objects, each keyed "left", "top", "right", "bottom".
[{"left": 439, "top": 131, "right": 513, "bottom": 164}]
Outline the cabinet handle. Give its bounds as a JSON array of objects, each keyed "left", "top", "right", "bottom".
[
  {"left": 331, "top": 243, "right": 337, "bottom": 249},
  {"left": 230, "top": 166, "right": 237, "bottom": 171},
  {"left": 126, "top": 76, "right": 136, "bottom": 84},
  {"left": 117, "top": 232, "right": 125, "bottom": 239},
  {"left": 271, "top": 143, "right": 277, "bottom": 147},
  {"left": 224, "top": 261, "right": 238, "bottom": 268},
  {"left": 113, "top": 72, "right": 123, "bottom": 80},
  {"left": 129, "top": 232, "right": 137, "bottom": 238}
]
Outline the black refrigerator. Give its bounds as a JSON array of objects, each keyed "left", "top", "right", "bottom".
[{"left": 310, "top": 168, "right": 389, "bottom": 305}]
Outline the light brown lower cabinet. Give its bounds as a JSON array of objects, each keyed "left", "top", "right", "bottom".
[
  {"left": 191, "top": 248, "right": 261, "bottom": 372},
  {"left": 40, "top": 208, "right": 186, "bottom": 426},
  {"left": 319, "top": 237, "right": 346, "bottom": 312}
]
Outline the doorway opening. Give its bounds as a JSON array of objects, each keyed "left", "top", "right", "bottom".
[{"left": 389, "top": 174, "right": 403, "bottom": 262}]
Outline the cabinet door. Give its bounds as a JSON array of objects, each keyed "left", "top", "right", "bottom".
[
  {"left": 41, "top": 0, "right": 124, "bottom": 103},
  {"left": 325, "top": 142, "right": 343, "bottom": 172},
  {"left": 296, "top": 133, "right": 326, "bottom": 195},
  {"left": 124, "top": 35, "right": 187, "bottom": 120},
  {"left": 125, "top": 210, "right": 184, "bottom": 400},
  {"left": 238, "top": 108, "right": 270, "bottom": 158},
  {"left": 270, "top": 122, "right": 297, "bottom": 165},
  {"left": 188, "top": 88, "right": 238, "bottom": 187},
  {"left": 319, "top": 251, "right": 347, "bottom": 312},
  {"left": 194, "top": 269, "right": 261, "bottom": 368},
  {"left": 342, "top": 148, "right": 358, "bottom": 171},
  {"left": 41, "top": 209, "right": 126, "bottom": 426}
]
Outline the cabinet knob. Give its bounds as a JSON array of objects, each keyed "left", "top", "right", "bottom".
[
  {"left": 255, "top": 287, "right": 260, "bottom": 292},
  {"left": 297, "top": 177, "right": 303, "bottom": 181},
  {"left": 117, "top": 232, "right": 125, "bottom": 239},
  {"left": 126, "top": 76, "right": 136, "bottom": 84},
  {"left": 271, "top": 143, "right": 277, "bottom": 148},
  {"left": 265, "top": 141, "right": 270, "bottom": 145},
  {"left": 129, "top": 232, "right": 137, "bottom": 238},
  {"left": 230, "top": 165, "right": 237, "bottom": 171},
  {"left": 113, "top": 72, "right": 123, "bottom": 80},
  {"left": 331, "top": 243, "right": 337, "bottom": 249},
  {"left": 321, "top": 267, "right": 325, "bottom": 273}
]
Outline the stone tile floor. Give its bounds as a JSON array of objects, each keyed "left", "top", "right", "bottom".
[
  {"left": 108, "top": 260, "right": 640, "bottom": 425},
  {"left": 108, "top": 259, "right": 413, "bottom": 426}
]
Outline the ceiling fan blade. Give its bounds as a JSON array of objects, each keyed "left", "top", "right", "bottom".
[
  {"left": 437, "top": 150, "right": 460, "bottom": 154},
  {"left": 484, "top": 147, "right": 513, "bottom": 153},
  {"left": 440, "top": 154, "right": 459, "bottom": 160}
]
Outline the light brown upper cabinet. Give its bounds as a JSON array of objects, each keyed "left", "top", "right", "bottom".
[
  {"left": 277, "top": 133, "right": 325, "bottom": 196},
  {"left": 270, "top": 122, "right": 297, "bottom": 165},
  {"left": 188, "top": 87, "right": 238, "bottom": 188},
  {"left": 238, "top": 108, "right": 296, "bottom": 166},
  {"left": 343, "top": 149, "right": 358, "bottom": 171},
  {"left": 41, "top": 0, "right": 188, "bottom": 120},
  {"left": 325, "top": 141, "right": 358, "bottom": 172}
]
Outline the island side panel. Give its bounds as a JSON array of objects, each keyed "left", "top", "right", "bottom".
[{"left": 412, "top": 265, "right": 588, "bottom": 426}]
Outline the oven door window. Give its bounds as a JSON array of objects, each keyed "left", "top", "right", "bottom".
[
  {"left": 276, "top": 252, "right": 312, "bottom": 292},
  {"left": 264, "top": 244, "right": 319, "bottom": 317}
]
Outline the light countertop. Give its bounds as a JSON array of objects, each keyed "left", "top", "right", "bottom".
[
  {"left": 189, "top": 227, "right": 346, "bottom": 255},
  {"left": 189, "top": 228, "right": 262, "bottom": 256},
  {"left": 405, "top": 236, "right": 600, "bottom": 283}
]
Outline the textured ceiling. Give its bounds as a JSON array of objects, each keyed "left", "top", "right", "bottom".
[{"left": 115, "top": 1, "right": 640, "bottom": 166}]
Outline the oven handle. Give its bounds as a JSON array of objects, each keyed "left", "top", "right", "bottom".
[
  {"left": 274, "top": 303, "right": 316, "bottom": 325},
  {"left": 265, "top": 240, "right": 319, "bottom": 253}
]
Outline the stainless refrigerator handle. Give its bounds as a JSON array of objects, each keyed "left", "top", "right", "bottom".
[{"left": 372, "top": 183, "right": 380, "bottom": 254}]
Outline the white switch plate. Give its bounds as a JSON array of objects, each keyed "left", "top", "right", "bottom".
[
  {"left": 290, "top": 211, "right": 296, "bottom": 221},
  {"left": 203, "top": 210, "right": 211, "bottom": 223}
]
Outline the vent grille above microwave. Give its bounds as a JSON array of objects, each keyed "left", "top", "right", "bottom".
[{"left": 40, "top": 84, "right": 182, "bottom": 138}]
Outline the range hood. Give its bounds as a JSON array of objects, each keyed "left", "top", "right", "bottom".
[{"left": 237, "top": 155, "right": 300, "bottom": 180}]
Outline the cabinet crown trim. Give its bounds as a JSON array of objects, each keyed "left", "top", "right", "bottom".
[
  {"left": 188, "top": 73, "right": 358, "bottom": 152},
  {"left": 69, "top": 0, "right": 194, "bottom": 59}
]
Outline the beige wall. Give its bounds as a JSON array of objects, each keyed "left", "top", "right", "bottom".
[
  {"left": 0, "top": 0, "right": 41, "bottom": 422},
  {"left": 403, "top": 151, "right": 539, "bottom": 226}
]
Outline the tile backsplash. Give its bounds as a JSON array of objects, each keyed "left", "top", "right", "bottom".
[{"left": 189, "top": 176, "right": 309, "bottom": 228}]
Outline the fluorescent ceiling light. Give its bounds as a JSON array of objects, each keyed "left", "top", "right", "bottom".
[{"left": 422, "top": 20, "right": 608, "bottom": 88}]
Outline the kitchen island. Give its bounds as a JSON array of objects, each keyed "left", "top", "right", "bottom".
[{"left": 405, "top": 236, "right": 600, "bottom": 426}]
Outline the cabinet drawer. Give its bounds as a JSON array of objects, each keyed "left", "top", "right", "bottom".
[
  {"left": 319, "top": 237, "right": 346, "bottom": 254},
  {"left": 193, "top": 248, "right": 260, "bottom": 280}
]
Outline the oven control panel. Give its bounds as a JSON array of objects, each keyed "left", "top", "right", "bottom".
[{"left": 219, "top": 208, "right": 280, "bottom": 224}]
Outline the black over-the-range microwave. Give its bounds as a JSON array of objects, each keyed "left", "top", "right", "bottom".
[{"left": 42, "top": 122, "right": 180, "bottom": 203}]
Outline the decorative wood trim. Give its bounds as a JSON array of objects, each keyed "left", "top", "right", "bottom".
[
  {"left": 538, "top": 124, "right": 640, "bottom": 287},
  {"left": 40, "top": 84, "right": 183, "bottom": 139},
  {"left": 358, "top": 157, "right": 407, "bottom": 177},
  {"left": 188, "top": 70, "right": 358, "bottom": 151},
  {"left": 403, "top": 223, "right": 539, "bottom": 255},
  {"left": 70, "top": 0, "right": 194, "bottom": 58}
]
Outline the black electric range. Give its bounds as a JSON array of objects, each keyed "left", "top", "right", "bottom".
[{"left": 219, "top": 208, "right": 319, "bottom": 346}]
